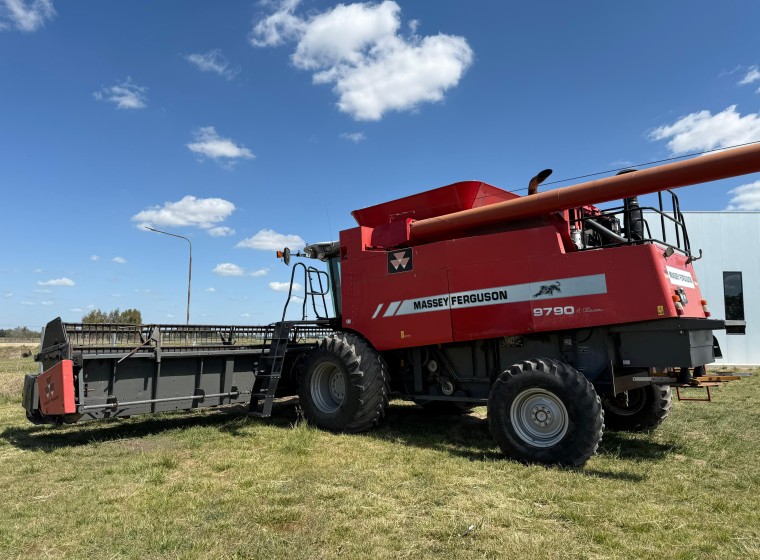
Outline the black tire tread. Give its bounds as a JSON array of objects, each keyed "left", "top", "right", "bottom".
[
  {"left": 299, "top": 332, "right": 389, "bottom": 433},
  {"left": 602, "top": 385, "right": 672, "bottom": 432},
  {"left": 488, "top": 358, "right": 604, "bottom": 467}
]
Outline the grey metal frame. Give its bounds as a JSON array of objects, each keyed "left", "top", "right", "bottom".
[{"left": 29, "top": 318, "right": 334, "bottom": 423}]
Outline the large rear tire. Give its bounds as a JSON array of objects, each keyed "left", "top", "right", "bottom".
[
  {"left": 299, "top": 332, "right": 389, "bottom": 433},
  {"left": 601, "top": 385, "right": 672, "bottom": 431},
  {"left": 488, "top": 358, "right": 604, "bottom": 467}
]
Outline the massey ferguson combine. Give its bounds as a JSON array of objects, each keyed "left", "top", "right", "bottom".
[{"left": 23, "top": 144, "right": 760, "bottom": 466}]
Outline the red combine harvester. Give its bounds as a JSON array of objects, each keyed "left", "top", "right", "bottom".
[{"left": 23, "top": 144, "right": 760, "bottom": 466}]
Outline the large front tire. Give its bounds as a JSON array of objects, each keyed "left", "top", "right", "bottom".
[
  {"left": 488, "top": 359, "right": 604, "bottom": 467},
  {"left": 601, "top": 385, "right": 672, "bottom": 431},
  {"left": 299, "top": 333, "right": 389, "bottom": 433}
]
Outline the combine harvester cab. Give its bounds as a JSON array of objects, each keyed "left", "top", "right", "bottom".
[{"left": 22, "top": 143, "right": 760, "bottom": 467}]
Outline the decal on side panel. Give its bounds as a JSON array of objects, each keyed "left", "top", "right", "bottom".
[
  {"left": 665, "top": 266, "right": 695, "bottom": 289},
  {"left": 371, "top": 274, "right": 607, "bottom": 318}
]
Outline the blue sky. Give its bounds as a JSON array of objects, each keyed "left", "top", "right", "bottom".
[{"left": 2, "top": 0, "right": 760, "bottom": 329}]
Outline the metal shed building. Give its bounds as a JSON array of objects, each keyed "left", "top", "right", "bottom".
[{"left": 683, "top": 212, "right": 759, "bottom": 365}]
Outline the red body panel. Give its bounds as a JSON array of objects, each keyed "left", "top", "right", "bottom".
[
  {"left": 337, "top": 147, "right": 758, "bottom": 351},
  {"left": 37, "top": 359, "right": 76, "bottom": 415},
  {"left": 351, "top": 181, "right": 518, "bottom": 228},
  {"left": 340, "top": 225, "right": 707, "bottom": 352},
  {"left": 352, "top": 181, "right": 521, "bottom": 249}
]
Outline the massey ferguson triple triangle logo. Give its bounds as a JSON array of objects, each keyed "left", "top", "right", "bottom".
[
  {"left": 44, "top": 378, "right": 55, "bottom": 399},
  {"left": 388, "top": 248, "right": 413, "bottom": 274}
]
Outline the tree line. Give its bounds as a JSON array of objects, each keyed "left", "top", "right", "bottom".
[
  {"left": 0, "top": 309, "right": 143, "bottom": 340},
  {"left": 81, "top": 308, "right": 142, "bottom": 324},
  {"left": 0, "top": 326, "right": 41, "bottom": 340}
]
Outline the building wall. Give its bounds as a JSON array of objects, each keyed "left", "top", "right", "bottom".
[{"left": 682, "top": 212, "right": 760, "bottom": 365}]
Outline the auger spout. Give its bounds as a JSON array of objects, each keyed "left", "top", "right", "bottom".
[{"left": 409, "top": 143, "right": 760, "bottom": 242}]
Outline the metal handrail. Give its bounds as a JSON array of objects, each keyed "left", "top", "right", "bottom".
[
  {"left": 573, "top": 190, "right": 692, "bottom": 256},
  {"left": 281, "top": 262, "right": 332, "bottom": 321}
]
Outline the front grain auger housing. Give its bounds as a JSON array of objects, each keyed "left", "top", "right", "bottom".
[{"left": 24, "top": 144, "right": 760, "bottom": 467}]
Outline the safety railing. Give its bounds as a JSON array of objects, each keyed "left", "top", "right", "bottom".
[{"left": 571, "top": 190, "right": 694, "bottom": 258}]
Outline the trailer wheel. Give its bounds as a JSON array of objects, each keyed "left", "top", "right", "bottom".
[
  {"left": 488, "top": 359, "right": 603, "bottom": 467},
  {"left": 299, "top": 332, "right": 389, "bottom": 433},
  {"left": 601, "top": 385, "right": 672, "bottom": 431},
  {"left": 25, "top": 410, "right": 47, "bottom": 425}
]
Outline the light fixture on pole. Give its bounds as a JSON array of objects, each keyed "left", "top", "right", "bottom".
[{"left": 145, "top": 227, "right": 192, "bottom": 325}]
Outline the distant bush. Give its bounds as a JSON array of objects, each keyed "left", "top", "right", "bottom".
[
  {"left": 0, "top": 326, "right": 41, "bottom": 340},
  {"left": 82, "top": 308, "right": 142, "bottom": 324}
]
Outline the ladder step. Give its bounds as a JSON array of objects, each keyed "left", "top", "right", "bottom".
[{"left": 248, "top": 322, "right": 291, "bottom": 416}]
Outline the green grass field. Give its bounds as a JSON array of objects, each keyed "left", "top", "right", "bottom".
[{"left": 0, "top": 345, "right": 758, "bottom": 559}]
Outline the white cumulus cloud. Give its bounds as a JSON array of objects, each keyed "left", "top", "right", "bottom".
[
  {"left": 0, "top": 0, "right": 56, "bottom": 32},
  {"left": 186, "top": 49, "right": 240, "bottom": 80},
  {"left": 40, "top": 300, "right": 53, "bottom": 306},
  {"left": 269, "top": 281, "right": 302, "bottom": 292},
  {"left": 38, "top": 277, "right": 75, "bottom": 287},
  {"left": 112, "top": 256, "right": 127, "bottom": 264},
  {"left": 187, "top": 126, "right": 254, "bottom": 166},
  {"left": 205, "top": 287, "right": 216, "bottom": 292},
  {"left": 250, "top": 268, "right": 269, "bottom": 277},
  {"left": 93, "top": 78, "right": 148, "bottom": 110},
  {"left": 340, "top": 131, "right": 366, "bottom": 143},
  {"left": 90, "top": 255, "right": 100, "bottom": 261},
  {"left": 236, "top": 229, "right": 305, "bottom": 251},
  {"left": 650, "top": 105, "right": 760, "bottom": 154},
  {"left": 213, "top": 263, "right": 245, "bottom": 277},
  {"left": 250, "top": 0, "right": 473, "bottom": 121},
  {"left": 250, "top": 0, "right": 304, "bottom": 47},
  {"left": 738, "top": 66, "right": 760, "bottom": 86},
  {"left": 133, "top": 195, "right": 235, "bottom": 230},
  {"left": 726, "top": 180, "right": 760, "bottom": 210},
  {"left": 208, "top": 226, "right": 235, "bottom": 237}
]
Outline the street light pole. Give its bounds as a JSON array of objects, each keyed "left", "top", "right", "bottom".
[{"left": 145, "top": 227, "right": 192, "bottom": 325}]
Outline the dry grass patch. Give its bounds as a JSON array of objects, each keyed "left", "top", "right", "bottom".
[{"left": 0, "top": 346, "right": 35, "bottom": 404}]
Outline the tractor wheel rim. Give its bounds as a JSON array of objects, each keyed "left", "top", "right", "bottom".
[
  {"left": 603, "top": 389, "right": 646, "bottom": 416},
  {"left": 510, "top": 388, "right": 568, "bottom": 448},
  {"left": 311, "top": 362, "right": 346, "bottom": 414}
]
